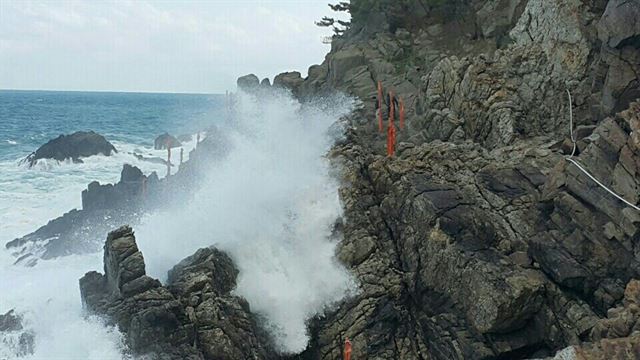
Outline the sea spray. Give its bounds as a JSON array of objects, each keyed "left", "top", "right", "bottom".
[
  {"left": 135, "top": 89, "right": 358, "bottom": 353},
  {"left": 0, "top": 250, "right": 128, "bottom": 359}
]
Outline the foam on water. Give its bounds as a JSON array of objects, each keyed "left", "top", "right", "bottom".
[
  {"left": 0, "top": 137, "right": 198, "bottom": 359},
  {"left": 0, "top": 138, "right": 197, "bottom": 242},
  {"left": 135, "top": 90, "right": 358, "bottom": 353},
  {"left": 0, "top": 251, "right": 128, "bottom": 359},
  {"left": 1, "top": 89, "right": 356, "bottom": 357}
]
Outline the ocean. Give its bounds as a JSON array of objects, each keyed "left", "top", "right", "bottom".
[
  {"left": 0, "top": 90, "right": 223, "bottom": 359},
  {"left": 0, "top": 90, "right": 223, "bottom": 242},
  {"left": 0, "top": 89, "right": 356, "bottom": 358}
]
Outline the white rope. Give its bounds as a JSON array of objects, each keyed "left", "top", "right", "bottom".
[{"left": 564, "top": 89, "right": 640, "bottom": 212}]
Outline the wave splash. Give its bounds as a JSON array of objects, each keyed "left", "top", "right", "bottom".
[{"left": 135, "top": 90, "right": 357, "bottom": 353}]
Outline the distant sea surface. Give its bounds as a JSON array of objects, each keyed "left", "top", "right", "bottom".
[{"left": 0, "top": 90, "right": 224, "bottom": 242}]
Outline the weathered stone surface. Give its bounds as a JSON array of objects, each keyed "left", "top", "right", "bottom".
[
  {"left": 79, "top": 226, "right": 274, "bottom": 359},
  {"left": 0, "top": 310, "right": 35, "bottom": 357},
  {"left": 154, "top": 133, "right": 181, "bottom": 150},
  {"left": 598, "top": 0, "right": 640, "bottom": 49},
  {"left": 24, "top": 131, "right": 116, "bottom": 167},
  {"left": 236, "top": 74, "right": 260, "bottom": 92},
  {"left": 290, "top": 1, "right": 640, "bottom": 358},
  {"left": 273, "top": 71, "right": 304, "bottom": 96}
]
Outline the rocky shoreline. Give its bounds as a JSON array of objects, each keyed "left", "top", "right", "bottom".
[{"left": 6, "top": 0, "right": 640, "bottom": 359}]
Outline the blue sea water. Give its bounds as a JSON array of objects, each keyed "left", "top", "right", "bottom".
[
  {"left": 0, "top": 90, "right": 225, "bottom": 359},
  {"left": 0, "top": 90, "right": 224, "bottom": 243},
  {"left": 0, "top": 90, "right": 223, "bottom": 161}
]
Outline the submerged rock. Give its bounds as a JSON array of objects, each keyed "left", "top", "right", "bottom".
[
  {"left": 79, "top": 225, "right": 275, "bottom": 359},
  {"left": 24, "top": 131, "right": 116, "bottom": 167}
]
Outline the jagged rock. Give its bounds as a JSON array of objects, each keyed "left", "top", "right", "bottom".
[
  {"left": 598, "top": 0, "right": 640, "bottom": 49},
  {"left": 81, "top": 164, "right": 147, "bottom": 211},
  {"left": 24, "top": 131, "right": 116, "bottom": 167},
  {"left": 0, "top": 310, "right": 35, "bottom": 357},
  {"left": 154, "top": 133, "right": 181, "bottom": 150},
  {"left": 273, "top": 71, "right": 304, "bottom": 96},
  {"left": 260, "top": 78, "right": 272, "bottom": 88},
  {"left": 79, "top": 226, "right": 275, "bottom": 359},
  {"left": 177, "top": 134, "right": 193, "bottom": 143},
  {"left": 0, "top": 310, "right": 22, "bottom": 332},
  {"left": 236, "top": 74, "right": 260, "bottom": 92},
  {"left": 134, "top": 152, "right": 169, "bottom": 165}
]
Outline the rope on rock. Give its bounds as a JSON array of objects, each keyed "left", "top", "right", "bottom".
[{"left": 564, "top": 89, "right": 640, "bottom": 212}]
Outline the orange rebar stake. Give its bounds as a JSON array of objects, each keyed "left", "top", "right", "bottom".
[
  {"left": 377, "top": 81, "right": 384, "bottom": 133},
  {"left": 399, "top": 98, "right": 405, "bottom": 130},
  {"left": 344, "top": 338, "right": 352, "bottom": 360},
  {"left": 387, "top": 92, "right": 396, "bottom": 157}
]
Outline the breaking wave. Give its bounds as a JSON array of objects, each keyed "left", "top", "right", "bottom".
[{"left": 135, "top": 90, "right": 358, "bottom": 353}]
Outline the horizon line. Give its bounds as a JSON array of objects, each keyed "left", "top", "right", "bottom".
[{"left": 0, "top": 88, "right": 229, "bottom": 96}]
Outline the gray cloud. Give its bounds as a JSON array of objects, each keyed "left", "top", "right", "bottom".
[{"left": 0, "top": 0, "right": 343, "bottom": 93}]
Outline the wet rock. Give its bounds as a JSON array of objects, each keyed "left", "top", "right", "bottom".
[
  {"left": 154, "top": 133, "right": 181, "bottom": 150},
  {"left": 79, "top": 226, "right": 275, "bottom": 359},
  {"left": 25, "top": 131, "right": 116, "bottom": 167},
  {"left": 0, "top": 310, "right": 35, "bottom": 357},
  {"left": 273, "top": 71, "right": 304, "bottom": 96},
  {"left": 236, "top": 74, "right": 260, "bottom": 92},
  {"left": 260, "top": 78, "right": 272, "bottom": 88},
  {"left": 598, "top": 0, "right": 640, "bottom": 49}
]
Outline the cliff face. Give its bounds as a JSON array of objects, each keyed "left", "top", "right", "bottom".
[
  {"left": 271, "top": 0, "right": 640, "bottom": 359},
  {"left": 79, "top": 226, "right": 275, "bottom": 359},
  {"left": 77, "top": 1, "right": 640, "bottom": 359}
]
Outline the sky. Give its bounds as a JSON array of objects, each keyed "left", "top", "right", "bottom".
[{"left": 0, "top": 0, "right": 346, "bottom": 94}]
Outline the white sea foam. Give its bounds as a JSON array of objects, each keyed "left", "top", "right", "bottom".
[
  {"left": 0, "top": 135, "right": 199, "bottom": 359},
  {"left": 0, "top": 250, "right": 129, "bottom": 359},
  {"left": 0, "top": 137, "right": 199, "bottom": 242},
  {"left": 135, "top": 90, "right": 357, "bottom": 353},
  {"left": 1, "top": 90, "right": 355, "bottom": 356}
]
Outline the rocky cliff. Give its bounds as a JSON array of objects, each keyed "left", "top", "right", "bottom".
[
  {"left": 276, "top": 0, "right": 640, "bottom": 359},
  {"left": 78, "top": 1, "right": 640, "bottom": 359},
  {"left": 79, "top": 226, "right": 275, "bottom": 359}
]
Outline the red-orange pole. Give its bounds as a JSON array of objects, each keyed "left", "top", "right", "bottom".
[
  {"left": 399, "top": 98, "right": 405, "bottom": 130},
  {"left": 344, "top": 338, "right": 352, "bottom": 360},
  {"left": 387, "top": 91, "right": 396, "bottom": 157},
  {"left": 377, "top": 81, "right": 383, "bottom": 133}
]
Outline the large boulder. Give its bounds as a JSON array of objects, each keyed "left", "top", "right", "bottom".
[
  {"left": 236, "top": 74, "right": 260, "bottom": 92},
  {"left": 273, "top": 71, "right": 304, "bottom": 96},
  {"left": 25, "top": 131, "right": 116, "bottom": 167},
  {"left": 79, "top": 226, "right": 275, "bottom": 359},
  {"left": 154, "top": 133, "right": 181, "bottom": 150}
]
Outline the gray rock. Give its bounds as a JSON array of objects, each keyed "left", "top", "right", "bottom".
[
  {"left": 598, "top": 0, "right": 640, "bottom": 49},
  {"left": 24, "top": 131, "right": 116, "bottom": 167},
  {"left": 154, "top": 133, "right": 181, "bottom": 150},
  {"left": 79, "top": 226, "right": 275, "bottom": 359},
  {"left": 0, "top": 309, "right": 35, "bottom": 357},
  {"left": 236, "top": 74, "right": 260, "bottom": 92}
]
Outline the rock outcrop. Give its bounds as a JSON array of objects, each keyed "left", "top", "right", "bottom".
[
  {"left": 6, "top": 164, "right": 154, "bottom": 262},
  {"left": 0, "top": 309, "right": 35, "bottom": 357},
  {"left": 236, "top": 74, "right": 260, "bottom": 92},
  {"left": 7, "top": 125, "right": 227, "bottom": 263},
  {"left": 79, "top": 226, "right": 275, "bottom": 359},
  {"left": 154, "top": 133, "right": 182, "bottom": 150},
  {"left": 271, "top": 0, "right": 640, "bottom": 359},
  {"left": 19, "top": 0, "right": 640, "bottom": 358},
  {"left": 24, "top": 131, "right": 116, "bottom": 167}
]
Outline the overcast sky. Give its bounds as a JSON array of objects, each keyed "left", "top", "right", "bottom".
[{"left": 0, "top": 0, "right": 344, "bottom": 94}]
